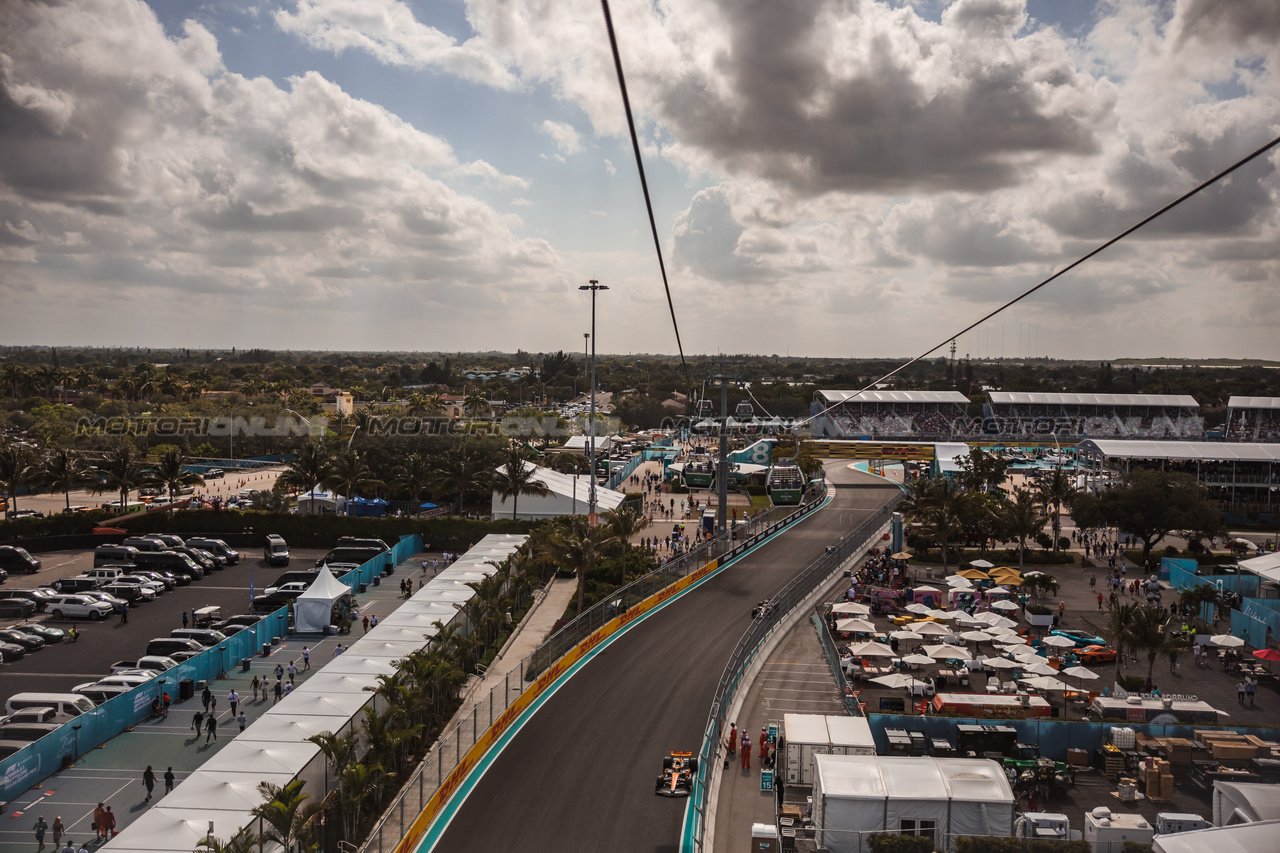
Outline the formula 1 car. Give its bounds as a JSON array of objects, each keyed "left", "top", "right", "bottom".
[{"left": 655, "top": 751, "right": 698, "bottom": 797}]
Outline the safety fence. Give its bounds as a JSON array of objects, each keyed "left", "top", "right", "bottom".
[
  {"left": 0, "top": 536, "right": 421, "bottom": 804},
  {"left": 685, "top": 497, "right": 896, "bottom": 853},
  {"left": 359, "top": 489, "right": 832, "bottom": 853},
  {"left": 606, "top": 451, "right": 645, "bottom": 491},
  {"left": 813, "top": 613, "right": 862, "bottom": 718}
]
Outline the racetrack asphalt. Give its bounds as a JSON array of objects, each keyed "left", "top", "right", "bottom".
[{"left": 431, "top": 463, "right": 898, "bottom": 853}]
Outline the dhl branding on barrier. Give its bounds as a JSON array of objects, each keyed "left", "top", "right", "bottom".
[{"left": 397, "top": 556, "right": 722, "bottom": 853}]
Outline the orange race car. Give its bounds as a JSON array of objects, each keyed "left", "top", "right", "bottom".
[
  {"left": 1077, "top": 645, "right": 1118, "bottom": 665},
  {"left": 655, "top": 751, "right": 698, "bottom": 797}
]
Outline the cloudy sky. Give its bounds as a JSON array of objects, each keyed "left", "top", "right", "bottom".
[{"left": 1, "top": 0, "right": 1277, "bottom": 360}]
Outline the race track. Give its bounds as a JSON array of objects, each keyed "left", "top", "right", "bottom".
[{"left": 431, "top": 463, "right": 898, "bottom": 853}]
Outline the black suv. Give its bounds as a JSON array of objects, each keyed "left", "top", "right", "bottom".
[{"left": 0, "top": 546, "right": 41, "bottom": 575}]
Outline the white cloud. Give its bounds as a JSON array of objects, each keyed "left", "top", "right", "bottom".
[
  {"left": 603, "top": 158, "right": 616, "bottom": 176},
  {"left": 539, "top": 119, "right": 582, "bottom": 155}
]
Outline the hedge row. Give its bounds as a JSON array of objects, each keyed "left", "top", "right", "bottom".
[{"left": 1, "top": 510, "right": 537, "bottom": 552}]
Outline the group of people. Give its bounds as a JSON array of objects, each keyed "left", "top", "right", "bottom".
[
  {"left": 32, "top": 802, "right": 122, "bottom": 852},
  {"left": 723, "top": 722, "right": 778, "bottom": 771}
]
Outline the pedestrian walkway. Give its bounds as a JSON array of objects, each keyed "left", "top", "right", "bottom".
[{"left": 0, "top": 556, "right": 425, "bottom": 853}]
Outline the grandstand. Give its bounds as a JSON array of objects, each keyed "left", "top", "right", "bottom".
[
  {"left": 1076, "top": 439, "right": 1280, "bottom": 513},
  {"left": 986, "top": 392, "right": 1203, "bottom": 439},
  {"left": 812, "top": 390, "right": 969, "bottom": 438},
  {"left": 1226, "top": 397, "right": 1280, "bottom": 442}
]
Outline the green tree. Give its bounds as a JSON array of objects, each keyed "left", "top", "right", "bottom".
[
  {"left": 1034, "top": 467, "right": 1078, "bottom": 554},
  {"left": 148, "top": 448, "right": 206, "bottom": 501},
  {"left": 999, "top": 488, "right": 1047, "bottom": 569},
  {"left": 251, "top": 780, "right": 322, "bottom": 853},
  {"left": 433, "top": 441, "right": 494, "bottom": 515},
  {"left": 276, "top": 442, "right": 333, "bottom": 507},
  {"left": 391, "top": 452, "right": 433, "bottom": 508},
  {"left": 464, "top": 389, "right": 490, "bottom": 418},
  {"left": 1081, "top": 600, "right": 1142, "bottom": 682},
  {"left": 196, "top": 827, "right": 260, "bottom": 853},
  {"left": 916, "top": 477, "right": 976, "bottom": 571},
  {"left": 42, "top": 446, "right": 93, "bottom": 511},
  {"left": 1129, "top": 604, "right": 1189, "bottom": 689},
  {"left": 604, "top": 504, "right": 648, "bottom": 584},
  {"left": 323, "top": 450, "right": 381, "bottom": 513},
  {"left": 1090, "top": 469, "right": 1223, "bottom": 561},
  {"left": 94, "top": 443, "right": 148, "bottom": 510},
  {"left": 492, "top": 444, "right": 550, "bottom": 519},
  {"left": 0, "top": 442, "right": 40, "bottom": 514},
  {"left": 546, "top": 514, "right": 611, "bottom": 616},
  {"left": 954, "top": 447, "right": 1009, "bottom": 493}
]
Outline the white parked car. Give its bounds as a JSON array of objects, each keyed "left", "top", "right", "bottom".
[
  {"left": 45, "top": 594, "right": 115, "bottom": 621},
  {"left": 119, "top": 575, "right": 166, "bottom": 597}
]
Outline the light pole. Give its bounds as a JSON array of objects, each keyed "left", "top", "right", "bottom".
[{"left": 579, "top": 280, "right": 608, "bottom": 525}]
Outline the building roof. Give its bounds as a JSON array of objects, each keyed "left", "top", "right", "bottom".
[
  {"left": 1227, "top": 396, "right": 1280, "bottom": 410},
  {"left": 988, "top": 392, "right": 1198, "bottom": 408},
  {"left": 1154, "top": 821, "right": 1280, "bottom": 853},
  {"left": 1075, "top": 440, "right": 1280, "bottom": 462},
  {"left": 494, "top": 463, "right": 626, "bottom": 512},
  {"left": 813, "top": 755, "right": 1014, "bottom": 802},
  {"left": 818, "top": 390, "right": 970, "bottom": 405}
]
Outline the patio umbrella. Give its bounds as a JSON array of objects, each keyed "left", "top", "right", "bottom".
[
  {"left": 1253, "top": 649, "right": 1280, "bottom": 662},
  {"left": 836, "top": 618, "right": 877, "bottom": 634},
  {"left": 846, "top": 641, "right": 899, "bottom": 658},
  {"left": 991, "top": 600, "right": 1021, "bottom": 612},
  {"left": 913, "top": 622, "right": 954, "bottom": 636},
  {"left": 914, "top": 585, "right": 941, "bottom": 593},
  {"left": 992, "top": 575, "right": 1023, "bottom": 587},
  {"left": 1022, "top": 662, "right": 1059, "bottom": 676},
  {"left": 969, "top": 559, "right": 996, "bottom": 569},
  {"left": 1041, "top": 635, "right": 1076, "bottom": 648},
  {"left": 981, "top": 615, "right": 1018, "bottom": 630},
  {"left": 956, "top": 569, "right": 990, "bottom": 580},
  {"left": 987, "top": 625, "right": 1021, "bottom": 637},
  {"left": 891, "top": 630, "right": 924, "bottom": 642},
  {"left": 923, "top": 644, "right": 970, "bottom": 659},
  {"left": 870, "top": 673, "right": 917, "bottom": 689},
  {"left": 923, "top": 608, "right": 950, "bottom": 620},
  {"left": 1022, "top": 675, "right": 1070, "bottom": 691},
  {"left": 946, "top": 576, "right": 975, "bottom": 588},
  {"left": 982, "top": 656, "right": 1020, "bottom": 670},
  {"left": 832, "top": 602, "right": 871, "bottom": 616},
  {"left": 960, "top": 630, "right": 995, "bottom": 643},
  {"left": 1211, "top": 634, "right": 1246, "bottom": 648},
  {"left": 906, "top": 602, "right": 934, "bottom": 615},
  {"left": 891, "top": 551, "right": 913, "bottom": 561},
  {"left": 1003, "top": 645, "right": 1041, "bottom": 660},
  {"left": 1060, "top": 666, "right": 1100, "bottom": 680}
]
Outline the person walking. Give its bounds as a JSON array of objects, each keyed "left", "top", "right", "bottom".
[
  {"left": 251, "top": 675, "right": 261, "bottom": 701},
  {"left": 100, "top": 808, "right": 116, "bottom": 840},
  {"left": 92, "top": 805, "right": 106, "bottom": 842},
  {"left": 60, "top": 841, "right": 73, "bottom": 853},
  {"left": 181, "top": 610, "right": 188, "bottom": 629},
  {"left": 333, "top": 643, "right": 345, "bottom": 656},
  {"left": 237, "top": 711, "right": 247, "bottom": 732},
  {"left": 205, "top": 714, "right": 218, "bottom": 743},
  {"left": 34, "top": 816, "right": 49, "bottom": 852},
  {"left": 302, "top": 646, "right": 310, "bottom": 670},
  {"left": 287, "top": 661, "right": 296, "bottom": 684},
  {"left": 52, "top": 818, "right": 65, "bottom": 849},
  {"left": 726, "top": 722, "right": 737, "bottom": 756},
  {"left": 274, "top": 663, "right": 284, "bottom": 682},
  {"left": 142, "top": 765, "right": 156, "bottom": 802},
  {"left": 209, "top": 695, "right": 217, "bottom": 717},
  {"left": 164, "top": 767, "right": 175, "bottom": 794},
  {"left": 274, "top": 680, "right": 283, "bottom": 704},
  {"left": 362, "top": 615, "right": 369, "bottom": 633},
  {"left": 77, "top": 842, "right": 89, "bottom": 853},
  {"left": 119, "top": 601, "right": 128, "bottom": 625},
  {"left": 201, "top": 687, "right": 212, "bottom": 713},
  {"left": 759, "top": 728, "right": 769, "bottom": 763},
  {"left": 192, "top": 711, "right": 204, "bottom": 737},
  {"left": 1238, "top": 680, "right": 1247, "bottom": 705},
  {"left": 1248, "top": 676, "right": 1258, "bottom": 707},
  {"left": 228, "top": 690, "right": 239, "bottom": 717},
  {"left": 740, "top": 732, "right": 751, "bottom": 770},
  {"left": 370, "top": 613, "right": 378, "bottom": 629}
]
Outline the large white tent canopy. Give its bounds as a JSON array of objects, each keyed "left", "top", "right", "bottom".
[{"left": 293, "top": 568, "right": 354, "bottom": 633}]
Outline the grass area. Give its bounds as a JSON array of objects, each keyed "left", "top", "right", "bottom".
[{"left": 751, "top": 494, "right": 773, "bottom": 511}]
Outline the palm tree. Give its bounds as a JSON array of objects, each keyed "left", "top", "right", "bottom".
[
  {"left": 433, "top": 442, "right": 492, "bottom": 515},
  {"left": 1129, "top": 604, "right": 1189, "bottom": 689},
  {"left": 1035, "top": 467, "right": 1078, "bottom": 554},
  {"left": 917, "top": 478, "right": 975, "bottom": 572},
  {"left": 1, "top": 363, "right": 27, "bottom": 398},
  {"left": 493, "top": 445, "right": 550, "bottom": 519},
  {"left": 94, "top": 444, "right": 149, "bottom": 510},
  {"left": 0, "top": 442, "right": 40, "bottom": 514},
  {"left": 464, "top": 389, "right": 490, "bottom": 419},
  {"left": 1178, "top": 585, "right": 1223, "bottom": 630},
  {"left": 1022, "top": 572, "right": 1060, "bottom": 605},
  {"left": 392, "top": 452, "right": 433, "bottom": 510},
  {"left": 604, "top": 504, "right": 647, "bottom": 584},
  {"left": 149, "top": 448, "right": 205, "bottom": 501},
  {"left": 1081, "top": 600, "right": 1142, "bottom": 683},
  {"left": 546, "top": 514, "right": 611, "bottom": 616},
  {"left": 276, "top": 442, "right": 333, "bottom": 508},
  {"left": 252, "top": 779, "right": 322, "bottom": 853},
  {"left": 196, "top": 827, "right": 259, "bottom": 853},
  {"left": 999, "top": 488, "right": 1047, "bottom": 569},
  {"left": 42, "top": 446, "right": 92, "bottom": 511},
  {"left": 323, "top": 450, "right": 381, "bottom": 514}
]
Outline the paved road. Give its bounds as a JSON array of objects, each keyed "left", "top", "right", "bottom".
[{"left": 432, "top": 464, "right": 897, "bottom": 853}]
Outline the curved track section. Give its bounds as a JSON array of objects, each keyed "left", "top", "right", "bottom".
[{"left": 432, "top": 464, "right": 896, "bottom": 853}]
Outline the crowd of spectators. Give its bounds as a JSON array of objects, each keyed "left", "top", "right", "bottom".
[
  {"left": 1227, "top": 410, "right": 1280, "bottom": 441},
  {"left": 828, "top": 402, "right": 966, "bottom": 438},
  {"left": 984, "top": 404, "right": 1203, "bottom": 439}
]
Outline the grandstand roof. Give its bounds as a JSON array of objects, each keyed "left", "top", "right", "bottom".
[
  {"left": 988, "top": 392, "right": 1198, "bottom": 408},
  {"left": 1228, "top": 396, "right": 1280, "bottom": 410},
  {"left": 1075, "top": 440, "right": 1280, "bottom": 462},
  {"left": 818, "top": 390, "right": 969, "bottom": 405}
]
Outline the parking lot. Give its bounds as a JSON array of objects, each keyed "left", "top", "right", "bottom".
[{"left": 0, "top": 545, "right": 329, "bottom": 700}]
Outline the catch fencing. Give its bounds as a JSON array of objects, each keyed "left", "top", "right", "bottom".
[
  {"left": 359, "top": 488, "right": 831, "bottom": 853},
  {"left": 684, "top": 497, "right": 895, "bottom": 853}
]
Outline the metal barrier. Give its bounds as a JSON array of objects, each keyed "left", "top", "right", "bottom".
[
  {"left": 812, "top": 612, "right": 861, "bottom": 718},
  {"left": 358, "top": 487, "right": 831, "bottom": 853},
  {"left": 685, "top": 498, "right": 896, "bottom": 853}
]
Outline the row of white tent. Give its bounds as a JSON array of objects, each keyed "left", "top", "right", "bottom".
[{"left": 105, "top": 534, "right": 529, "bottom": 853}]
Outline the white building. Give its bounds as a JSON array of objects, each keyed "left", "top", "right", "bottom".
[{"left": 491, "top": 463, "right": 626, "bottom": 520}]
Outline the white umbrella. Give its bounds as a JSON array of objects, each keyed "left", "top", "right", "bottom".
[
  {"left": 1060, "top": 666, "right": 1100, "bottom": 680},
  {"left": 983, "top": 656, "right": 1021, "bottom": 670},
  {"left": 1022, "top": 662, "right": 1059, "bottom": 676},
  {"left": 832, "top": 602, "right": 871, "bottom": 616},
  {"left": 923, "top": 643, "right": 970, "bottom": 659},
  {"left": 913, "top": 622, "right": 954, "bottom": 636},
  {"left": 991, "top": 600, "right": 1021, "bottom": 612},
  {"left": 914, "top": 585, "right": 940, "bottom": 593},
  {"left": 969, "top": 559, "right": 996, "bottom": 569},
  {"left": 906, "top": 602, "right": 934, "bottom": 615},
  {"left": 836, "top": 618, "right": 877, "bottom": 634},
  {"left": 1041, "top": 635, "right": 1076, "bottom": 648},
  {"left": 891, "top": 630, "right": 924, "bottom": 642},
  {"left": 1022, "top": 675, "right": 1070, "bottom": 691},
  {"left": 979, "top": 614, "right": 1018, "bottom": 630},
  {"left": 939, "top": 609, "right": 970, "bottom": 621},
  {"left": 846, "top": 641, "right": 899, "bottom": 658},
  {"left": 988, "top": 625, "right": 1021, "bottom": 637},
  {"left": 870, "top": 673, "right": 917, "bottom": 689},
  {"left": 901, "top": 653, "right": 935, "bottom": 666},
  {"left": 945, "top": 575, "right": 974, "bottom": 588},
  {"left": 1211, "top": 634, "right": 1246, "bottom": 648},
  {"left": 924, "top": 608, "right": 951, "bottom": 620},
  {"left": 1003, "top": 645, "right": 1042, "bottom": 660},
  {"left": 961, "top": 630, "right": 995, "bottom": 643}
]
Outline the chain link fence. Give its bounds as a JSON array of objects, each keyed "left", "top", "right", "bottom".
[
  {"left": 686, "top": 498, "right": 896, "bottom": 853},
  {"left": 359, "top": 487, "right": 830, "bottom": 853}
]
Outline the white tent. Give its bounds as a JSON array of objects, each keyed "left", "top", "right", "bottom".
[
  {"left": 813, "top": 755, "right": 1014, "bottom": 853},
  {"left": 295, "top": 486, "right": 346, "bottom": 515},
  {"left": 1153, "top": 821, "right": 1280, "bottom": 853},
  {"left": 294, "top": 569, "right": 354, "bottom": 633},
  {"left": 322, "top": 655, "right": 400, "bottom": 677},
  {"left": 237, "top": 714, "right": 356, "bottom": 744},
  {"left": 490, "top": 463, "right": 627, "bottom": 520},
  {"left": 262, "top": 689, "right": 373, "bottom": 716},
  {"left": 1213, "top": 781, "right": 1280, "bottom": 825},
  {"left": 290, "top": 671, "right": 378, "bottom": 696},
  {"left": 103, "top": 806, "right": 248, "bottom": 853},
  {"left": 160, "top": 769, "right": 294, "bottom": 812},
  {"left": 344, "top": 638, "right": 425, "bottom": 660}
]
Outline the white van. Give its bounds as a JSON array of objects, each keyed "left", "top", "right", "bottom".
[{"left": 5, "top": 693, "right": 96, "bottom": 718}]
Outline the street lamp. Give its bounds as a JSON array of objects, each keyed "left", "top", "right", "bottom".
[{"left": 579, "top": 281, "right": 609, "bottom": 524}]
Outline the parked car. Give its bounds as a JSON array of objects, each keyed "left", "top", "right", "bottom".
[
  {"left": 0, "top": 642, "right": 26, "bottom": 662},
  {"left": 0, "top": 707, "right": 75, "bottom": 727},
  {"left": 107, "top": 577, "right": 159, "bottom": 600},
  {"left": 1049, "top": 629, "right": 1107, "bottom": 648},
  {"left": 80, "top": 590, "right": 128, "bottom": 612},
  {"left": 101, "top": 582, "right": 148, "bottom": 603},
  {"left": 0, "top": 628, "right": 45, "bottom": 652},
  {"left": 0, "top": 598, "right": 37, "bottom": 619},
  {"left": 0, "top": 546, "right": 41, "bottom": 575},
  {"left": 0, "top": 566, "right": 8, "bottom": 584},
  {"left": 1077, "top": 645, "right": 1118, "bottom": 665},
  {"left": 45, "top": 575, "right": 104, "bottom": 594},
  {"left": 264, "top": 534, "right": 290, "bottom": 566},
  {"left": 186, "top": 538, "right": 239, "bottom": 565},
  {"left": 93, "top": 545, "right": 140, "bottom": 567},
  {"left": 45, "top": 593, "right": 115, "bottom": 620},
  {"left": 3, "top": 588, "right": 54, "bottom": 613},
  {"left": 174, "top": 547, "right": 222, "bottom": 572},
  {"left": 110, "top": 656, "right": 178, "bottom": 674},
  {"left": 129, "top": 570, "right": 177, "bottom": 591},
  {"left": 15, "top": 623, "right": 64, "bottom": 644}
]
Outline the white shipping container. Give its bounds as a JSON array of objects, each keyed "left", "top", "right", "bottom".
[
  {"left": 784, "top": 713, "right": 833, "bottom": 785},
  {"left": 825, "top": 716, "right": 875, "bottom": 756}
]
